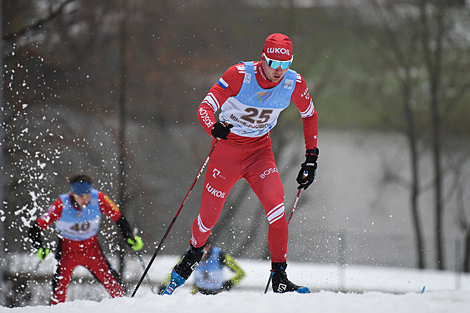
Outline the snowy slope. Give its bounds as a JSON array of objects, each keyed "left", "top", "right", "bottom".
[
  {"left": 2, "top": 255, "right": 470, "bottom": 313},
  {"left": 2, "top": 290, "right": 469, "bottom": 313}
]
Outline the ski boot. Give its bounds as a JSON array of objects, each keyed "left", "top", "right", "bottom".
[
  {"left": 271, "top": 262, "right": 310, "bottom": 294},
  {"left": 161, "top": 244, "right": 205, "bottom": 295}
]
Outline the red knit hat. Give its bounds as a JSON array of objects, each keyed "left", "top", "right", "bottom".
[{"left": 263, "top": 33, "right": 293, "bottom": 61}]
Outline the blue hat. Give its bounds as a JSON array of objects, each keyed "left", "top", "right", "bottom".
[{"left": 71, "top": 181, "right": 92, "bottom": 195}]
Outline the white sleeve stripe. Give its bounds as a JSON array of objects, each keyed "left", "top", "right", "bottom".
[
  {"left": 236, "top": 64, "right": 246, "bottom": 73},
  {"left": 202, "top": 99, "right": 218, "bottom": 112},
  {"left": 300, "top": 101, "right": 315, "bottom": 118},
  {"left": 203, "top": 93, "right": 220, "bottom": 111}
]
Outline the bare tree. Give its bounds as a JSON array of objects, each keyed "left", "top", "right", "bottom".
[
  {"left": 351, "top": 1, "right": 427, "bottom": 268},
  {"left": 447, "top": 155, "right": 470, "bottom": 271},
  {"left": 351, "top": 0, "right": 470, "bottom": 269},
  {"left": 116, "top": 0, "right": 129, "bottom": 282},
  {"left": 2, "top": 0, "right": 76, "bottom": 42},
  {"left": 418, "top": 0, "right": 446, "bottom": 270}
]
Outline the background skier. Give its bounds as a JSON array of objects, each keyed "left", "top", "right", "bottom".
[
  {"left": 159, "top": 242, "right": 245, "bottom": 295},
  {"left": 28, "top": 173, "right": 143, "bottom": 304}
]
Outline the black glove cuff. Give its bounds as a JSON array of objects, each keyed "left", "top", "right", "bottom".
[
  {"left": 29, "top": 223, "right": 43, "bottom": 249},
  {"left": 116, "top": 216, "right": 133, "bottom": 241},
  {"left": 305, "top": 147, "right": 319, "bottom": 164},
  {"left": 306, "top": 147, "right": 319, "bottom": 155}
]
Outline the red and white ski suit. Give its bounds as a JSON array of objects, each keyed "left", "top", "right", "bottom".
[
  {"left": 37, "top": 192, "right": 125, "bottom": 304},
  {"left": 192, "top": 61, "right": 318, "bottom": 263}
]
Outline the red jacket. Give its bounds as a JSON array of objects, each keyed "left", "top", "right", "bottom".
[{"left": 197, "top": 61, "right": 318, "bottom": 150}]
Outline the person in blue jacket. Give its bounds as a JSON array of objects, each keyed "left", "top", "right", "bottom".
[{"left": 160, "top": 242, "right": 245, "bottom": 295}]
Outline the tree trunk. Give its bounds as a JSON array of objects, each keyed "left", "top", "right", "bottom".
[
  {"left": 118, "top": 0, "right": 129, "bottom": 281},
  {"left": 419, "top": 0, "right": 445, "bottom": 270},
  {"left": 403, "top": 68, "right": 425, "bottom": 269},
  {"left": 464, "top": 229, "right": 470, "bottom": 272}
]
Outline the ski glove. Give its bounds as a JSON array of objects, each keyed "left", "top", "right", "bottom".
[
  {"left": 37, "top": 247, "right": 50, "bottom": 260},
  {"left": 127, "top": 236, "right": 144, "bottom": 251},
  {"left": 297, "top": 147, "right": 319, "bottom": 190},
  {"left": 222, "top": 280, "right": 234, "bottom": 291},
  {"left": 211, "top": 121, "right": 233, "bottom": 140},
  {"left": 28, "top": 223, "right": 50, "bottom": 260}
]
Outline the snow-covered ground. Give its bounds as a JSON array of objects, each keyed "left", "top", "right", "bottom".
[
  {"left": 3, "top": 290, "right": 467, "bottom": 313},
  {"left": 2, "top": 255, "right": 470, "bottom": 312}
]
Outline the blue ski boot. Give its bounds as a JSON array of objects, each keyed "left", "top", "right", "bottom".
[
  {"left": 161, "top": 244, "right": 205, "bottom": 295},
  {"left": 271, "top": 262, "right": 310, "bottom": 294},
  {"left": 161, "top": 270, "right": 186, "bottom": 295}
]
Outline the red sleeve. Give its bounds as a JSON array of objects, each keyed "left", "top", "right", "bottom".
[
  {"left": 197, "top": 64, "right": 244, "bottom": 136},
  {"left": 98, "top": 191, "right": 122, "bottom": 222},
  {"left": 37, "top": 198, "right": 64, "bottom": 230},
  {"left": 291, "top": 73, "right": 318, "bottom": 150}
]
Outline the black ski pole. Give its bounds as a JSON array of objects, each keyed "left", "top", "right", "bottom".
[
  {"left": 132, "top": 228, "right": 154, "bottom": 293},
  {"left": 35, "top": 259, "right": 42, "bottom": 272},
  {"left": 264, "top": 188, "right": 303, "bottom": 294},
  {"left": 135, "top": 251, "right": 154, "bottom": 293},
  {"left": 131, "top": 140, "right": 219, "bottom": 297}
]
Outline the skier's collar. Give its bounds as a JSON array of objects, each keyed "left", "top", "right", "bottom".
[
  {"left": 257, "top": 62, "right": 268, "bottom": 81},
  {"left": 70, "top": 194, "right": 82, "bottom": 210}
]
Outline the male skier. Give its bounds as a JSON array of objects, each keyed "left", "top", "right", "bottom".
[{"left": 162, "top": 33, "right": 319, "bottom": 294}]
